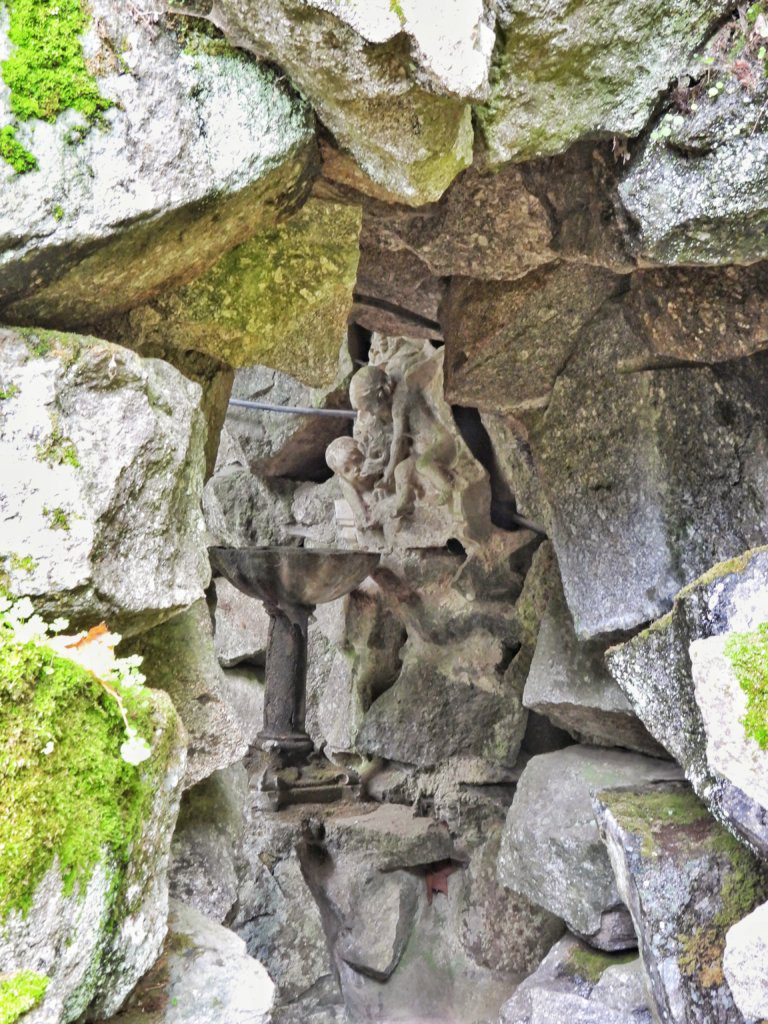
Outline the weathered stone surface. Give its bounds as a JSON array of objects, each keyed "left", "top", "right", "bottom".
[
  {"left": 0, "top": 669, "right": 186, "bottom": 1024},
  {"left": 594, "top": 781, "right": 768, "bottom": 1024},
  {"left": 480, "top": 412, "right": 553, "bottom": 536},
  {"left": 226, "top": 359, "right": 352, "bottom": 481},
  {"left": 364, "top": 162, "right": 554, "bottom": 282},
  {"left": 357, "top": 537, "right": 538, "bottom": 776},
  {"left": 532, "top": 348, "right": 768, "bottom": 639},
  {"left": 479, "top": 0, "right": 728, "bottom": 164},
  {"left": 723, "top": 900, "right": 768, "bottom": 1023},
  {"left": 203, "top": 430, "right": 297, "bottom": 548},
  {"left": 524, "top": 579, "right": 665, "bottom": 756},
  {"left": 498, "top": 746, "right": 681, "bottom": 946},
  {"left": 169, "top": 764, "right": 248, "bottom": 924},
  {"left": 302, "top": 804, "right": 454, "bottom": 984},
  {"left": 110, "top": 198, "right": 361, "bottom": 389},
  {"left": 232, "top": 807, "right": 337, "bottom": 1009},
  {"left": 620, "top": 67, "right": 768, "bottom": 264},
  {"left": 305, "top": 581, "right": 404, "bottom": 760},
  {"left": 521, "top": 143, "right": 635, "bottom": 272},
  {"left": 0, "top": 328, "right": 208, "bottom": 637},
  {"left": 313, "top": 808, "right": 519, "bottom": 1024},
  {"left": 103, "top": 900, "right": 274, "bottom": 1024},
  {"left": 327, "top": 335, "right": 492, "bottom": 552},
  {"left": 203, "top": 0, "right": 491, "bottom": 203},
  {"left": 499, "top": 934, "right": 652, "bottom": 1024},
  {"left": 625, "top": 266, "right": 768, "bottom": 364},
  {"left": 212, "top": 577, "right": 270, "bottom": 669},
  {"left": 126, "top": 600, "right": 247, "bottom": 789},
  {"left": 442, "top": 264, "right": 622, "bottom": 415},
  {"left": 352, "top": 210, "right": 445, "bottom": 340},
  {"left": 691, "top": 634, "right": 768, "bottom": 819},
  {"left": 218, "top": 664, "right": 264, "bottom": 749},
  {"left": 607, "top": 548, "right": 768, "bottom": 855},
  {"left": 460, "top": 826, "right": 564, "bottom": 976},
  {"left": 0, "top": 2, "right": 316, "bottom": 327}
]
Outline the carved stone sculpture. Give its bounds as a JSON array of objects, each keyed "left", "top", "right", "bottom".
[{"left": 327, "top": 335, "right": 491, "bottom": 551}]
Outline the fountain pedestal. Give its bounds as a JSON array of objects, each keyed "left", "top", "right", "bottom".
[{"left": 209, "top": 546, "right": 380, "bottom": 806}]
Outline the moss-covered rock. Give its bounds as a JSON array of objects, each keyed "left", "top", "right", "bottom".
[
  {"left": 0, "top": 0, "right": 317, "bottom": 327},
  {"left": 104, "top": 198, "right": 361, "bottom": 390},
  {"left": 0, "top": 328, "right": 209, "bottom": 637},
  {"left": 192, "top": 0, "right": 486, "bottom": 204},
  {"left": 594, "top": 781, "right": 768, "bottom": 1024},
  {"left": 607, "top": 547, "right": 768, "bottom": 856},
  {"left": 478, "top": 0, "right": 729, "bottom": 164},
  {"left": 0, "top": 614, "right": 187, "bottom": 1023}
]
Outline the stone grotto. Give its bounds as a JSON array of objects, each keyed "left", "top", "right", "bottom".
[{"left": 2, "top": 1, "right": 768, "bottom": 1023}]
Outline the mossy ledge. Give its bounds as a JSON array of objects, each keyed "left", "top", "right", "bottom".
[
  {"left": 562, "top": 945, "right": 636, "bottom": 985},
  {"left": 0, "top": 629, "right": 159, "bottom": 920},
  {"left": 725, "top": 622, "right": 768, "bottom": 750},
  {"left": 0, "top": 971, "right": 49, "bottom": 1024}
]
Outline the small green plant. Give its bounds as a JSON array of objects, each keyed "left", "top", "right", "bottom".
[
  {"left": 0, "top": 381, "right": 19, "bottom": 400},
  {"left": 35, "top": 418, "right": 80, "bottom": 468},
  {"left": 52, "top": 202, "right": 65, "bottom": 221},
  {"left": 0, "top": 971, "right": 49, "bottom": 1024},
  {"left": 725, "top": 623, "right": 768, "bottom": 749},
  {"left": 9, "top": 554, "right": 36, "bottom": 573},
  {"left": 43, "top": 506, "right": 71, "bottom": 531},
  {"left": 0, "top": 124, "right": 36, "bottom": 173}
]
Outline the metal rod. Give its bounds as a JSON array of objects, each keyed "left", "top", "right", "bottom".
[{"left": 228, "top": 398, "right": 357, "bottom": 419}]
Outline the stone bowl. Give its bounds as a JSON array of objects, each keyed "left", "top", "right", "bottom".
[{"left": 209, "top": 546, "right": 380, "bottom": 609}]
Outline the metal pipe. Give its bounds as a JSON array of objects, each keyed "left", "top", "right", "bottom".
[{"left": 228, "top": 398, "right": 357, "bottom": 419}]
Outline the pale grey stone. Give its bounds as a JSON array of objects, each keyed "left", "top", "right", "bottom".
[
  {"left": 227, "top": 360, "right": 352, "bottom": 481},
  {"left": 0, "top": 328, "right": 208, "bottom": 637},
  {"left": 532, "top": 349, "right": 768, "bottom": 640},
  {"left": 524, "top": 581, "right": 665, "bottom": 756},
  {"left": 723, "top": 900, "right": 768, "bottom": 1022},
  {"left": 126, "top": 600, "right": 248, "bottom": 789},
  {"left": 620, "top": 73, "right": 768, "bottom": 265},
  {"left": 0, "top": 0, "right": 315, "bottom": 327},
  {"left": 594, "top": 780, "right": 768, "bottom": 1024},
  {"left": 213, "top": 577, "right": 270, "bottom": 669},
  {"left": 480, "top": 0, "right": 728, "bottom": 164},
  {"left": 499, "top": 934, "right": 652, "bottom": 1024},
  {"left": 606, "top": 546, "right": 768, "bottom": 855},
  {"left": 232, "top": 810, "right": 337, "bottom": 1008},
  {"left": 498, "top": 746, "right": 681, "bottom": 945},
  {"left": 218, "top": 665, "right": 265, "bottom": 749},
  {"left": 106, "top": 900, "right": 274, "bottom": 1024},
  {"left": 170, "top": 764, "right": 249, "bottom": 924}
]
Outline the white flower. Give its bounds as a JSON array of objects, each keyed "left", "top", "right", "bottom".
[
  {"left": 42, "top": 741, "right": 55, "bottom": 756},
  {"left": 120, "top": 734, "right": 152, "bottom": 766}
]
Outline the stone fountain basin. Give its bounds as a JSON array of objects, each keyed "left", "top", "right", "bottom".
[{"left": 209, "top": 546, "right": 380, "bottom": 608}]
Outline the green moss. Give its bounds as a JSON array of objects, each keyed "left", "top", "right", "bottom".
[
  {"left": 725, "top": 624, "right": 768, "bottom": 749},
  {"left": 678, "top": 828, "right": 768, "bottom": 990},
  {"left": 0, "top": 971, "right": 49, "bottom": 1024},
  {"left": 0, "top": 124, "right": 36, "bottom": 173},
  {"left": 0, "top": 382, "right": 19, "bottom": 400},
  {"left": 8, "top": 554, "right": 36, "bottom": 573},
  {"left": 1, "top": 0, "right": 111, "bottom": 123},
  {"left": 599, "top": 787, "right": 710, "bottom": 856},
  {"left": 52, "top": 202, "right": 64, "bottom": 221},
  {"left": 166, "top": 13, "right": 242, "bottom": 58},
  {"left": 563, "top": 945, "right": 636, "bottom": 985},
  {"left": 0, "top": 632, "right": 157, "bottom": 918},
  {"left": 35, "top": 416, "right": 80, "bottom": 469},
  {"left": 43, "top": 506, "right": 70, "bottom": 531}
]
